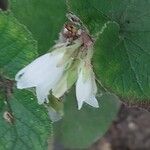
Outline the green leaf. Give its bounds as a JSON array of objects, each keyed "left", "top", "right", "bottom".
[
  {"left": 68, "top": 0, "right": 108, "bottom": 35},
  {"left": 94, "top": 20, "right": 150, "bottom": 101},
  {"left": 69, "top": 0, "right": 150, "bottom": 101},
  {"left": 0, "top": 11, "right": 37, "bottom": 78},
  {"left": 10, "top": 0, "right": 66, "bottom": 54},
  {"left": 0, "top": 89, "right": 51, "bottom": 150},
  {"left": 54, "top": 91, "right": 120, "bottom": 149},
  {"left": 69, "top": 0, "right": 146, "bottom": 33}
]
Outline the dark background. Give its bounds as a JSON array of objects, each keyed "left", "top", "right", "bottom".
[{"left": 0, "top": 0, "right": 8, "bottom": 10}]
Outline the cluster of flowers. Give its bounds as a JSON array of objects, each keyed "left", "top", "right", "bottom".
[{"left": 15, "top": 14, "right": 99, "bottom": 110}]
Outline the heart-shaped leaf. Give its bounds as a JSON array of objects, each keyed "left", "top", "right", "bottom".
[{"left": 94, "top": 20, "right": 150, "bottom": 101}]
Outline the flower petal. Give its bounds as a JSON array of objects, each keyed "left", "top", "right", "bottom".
[
  {"left": 76, "top": 69, "right": 93, "bottom": 109},
  {"left": 15, "top": 51, "right": 64, "bottom": 89},
  {"left": 36, "top": 84, "right": 50, "bottom": 104},
  {"left": 35, "top": 62, "right": 64, "bottom": 104},
  {"left": 85, "top": 96, "right": 99, "bottom": 108},
  {"left": 76, "top": 60, "right": 99, "bottom": 109},
  {"left": 52, "top": 74, "right": 68, "bottom": 98},
  {"left": 57, "top": 40, "right": 82, "bottom": 67},
  {"left": 15, "top": 53, "right": 49, "bottom": 88},
  {"left": 92, "top": 77, "right": 97, "bottom": 95}
]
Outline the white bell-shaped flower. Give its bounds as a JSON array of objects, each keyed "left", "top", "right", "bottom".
[
  {"left": 15, "top": 41, "right": 81, "bottom": 104},
  {"left": 76, "top": 60, "right": 99, "bottom": 110}
]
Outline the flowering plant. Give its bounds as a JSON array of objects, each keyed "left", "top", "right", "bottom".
[{"left": 0, "top": 0, "right": 149, "bottom": 149}]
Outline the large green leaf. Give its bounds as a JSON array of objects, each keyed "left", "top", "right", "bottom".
[
  {"left": 69, "top": 0, "right": 150, "bottom": 101},
  {"left": 10, "top": 0, "right": 66, "bottom": 54},
  {"left": 0, "top": 12, "right": 52, "bottom": 149},
  {"left": 93, "top": 20, "right": 150, "bottom": 101},
  {"left": 0, "top": 89, "right": 51, "bottom": 150},
  {"left": 0, "top": 11, "right": 37, "bottom": 78},
  {"left": 54, "top": 91, "right": 120, "bottom": 149}
]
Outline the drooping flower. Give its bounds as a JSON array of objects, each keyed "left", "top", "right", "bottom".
[
  {"left": 76, "top": 59, "right": 99, "bottom": 110},
  {"left": 15, "top": 13, "right": 100, "bottom": 111},
  {"left": 15, "top": 40, "right": 82, "bottom": 104}
]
